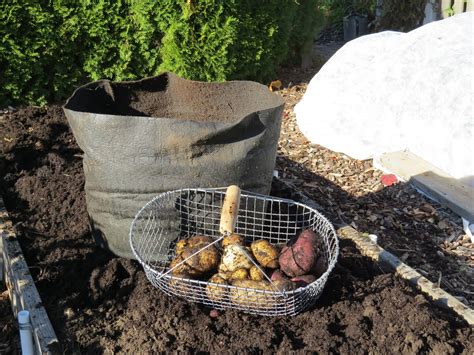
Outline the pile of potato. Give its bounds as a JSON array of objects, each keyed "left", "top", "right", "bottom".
[{"left": 168, "top": 229, "right": 326, "bottom": 306}]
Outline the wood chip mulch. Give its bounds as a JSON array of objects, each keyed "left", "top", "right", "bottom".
[{"left": 275, "top": 65, "right": 474, "bottom": 307}]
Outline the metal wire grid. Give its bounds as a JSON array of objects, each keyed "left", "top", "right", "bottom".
[{"left": 130, "top": 188, "right": 339, "bottom": 316}]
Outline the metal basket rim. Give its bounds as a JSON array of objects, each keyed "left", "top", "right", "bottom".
[{"left": 129, "top": 187, "right": 339, "bottom": 295}]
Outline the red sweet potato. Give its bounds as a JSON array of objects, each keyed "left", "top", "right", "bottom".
[
  {"left": 279, "top": 229, "right": 320, "bottom": 277},
  {"left": 270, "top": 269, "right": 289, "bottom": 282},
  {"left": 291, "top": 274, "right": 317, "bottom": 288}
]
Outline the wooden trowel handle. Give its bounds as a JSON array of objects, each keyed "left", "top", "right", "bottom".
[{"left": 219, "top": 185, "right": 241, "bottom": 235}]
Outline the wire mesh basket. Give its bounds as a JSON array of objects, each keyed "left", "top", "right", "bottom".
[{"left": 130, "top": 187, "right": 339, "bottom": 316}]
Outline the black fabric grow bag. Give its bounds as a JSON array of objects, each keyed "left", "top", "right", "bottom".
[{"left": 63, "top": 72, "right": 284, "bottom": 258}]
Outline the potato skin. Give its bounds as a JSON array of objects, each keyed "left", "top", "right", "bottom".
[
  {"left": 219, "top": 244, "right": 254, "bottom": 273},
  {"left": 218, "top": 271, "right": 232, "bottom": 281},
  {"left": 250, "top": 240, "right": 279, "bottom": 269},
  {"left": 170, "top": 235, "right": 220, "bottom": 276},
  {"left": 206, "top": 274, "right": 228, "bottom": 302},
  {"left": 230, "top": 280, "right": 294, "bottom": 308},
  {"left": 181, "top": 245, "right": 219, "bottom": 274},
  {"left": 249, "top": 266, "right": 265, "bottom": 281},
  {"left": 230, "top": 280, "right": 272, "bottom": 308},
  {"left": 233, "top": 279, "right": 294, "bottom": 291},
  {"left": 230, "top": 268, "right": 249, "bottom": 280},
  {"left": 187, "top": 235, "right": 214, "bottom": 247},
  {"left": 169, "top": 255, "right": 196, "bottom": 276},
  {"left": 270, "top": 269, "right": 289, "bottom": 282},
  {"left": 175, "top": 239, "right": 188, "bottom": 255},
  {"left": 171, "top": 235, "right": 219, "bottom": 276},
  {"left": 222, "top": 234, "right": 244, "bottom": 247},
  {"left": 279, "top": 229, "right": 320, "bottom": 277},
  {"left": 291, "top": 274, "right": 317, "bottom": 288}
]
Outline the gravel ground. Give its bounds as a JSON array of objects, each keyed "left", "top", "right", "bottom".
[{"left": 275, "top": 65, "right": 473, "bottom": 307}]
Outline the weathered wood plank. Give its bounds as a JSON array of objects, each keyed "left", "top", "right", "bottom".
[
  {"left": 338, "top": 225, "right": 474, "bottom": 326},
  {"left": 375, "top": 150, "right": 474, "bottom": 221},
  {"left": 0, "top": 198, "right": 60, "bottom": 354}
]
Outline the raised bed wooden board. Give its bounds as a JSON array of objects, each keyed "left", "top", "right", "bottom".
[
  {"left": 338, "top": 225, "right": 474, "bottom": 326},
  {"left": 375, "top": 150, "right": 474, "bottom": 222},
  {"left": 1, "top": 197, "right": 60, "bottom": 354}
]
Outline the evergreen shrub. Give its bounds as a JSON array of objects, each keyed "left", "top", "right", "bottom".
[{"left": 0, "top": 0, "right": 321, "bottom": 107}]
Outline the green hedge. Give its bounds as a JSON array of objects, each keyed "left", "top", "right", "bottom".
[{"left": 0, "top": 0, "right": 321, "bottom": 107}]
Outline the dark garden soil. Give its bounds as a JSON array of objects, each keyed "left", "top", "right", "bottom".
[
  {"left": 65, "top": 73, "right": 281, "bottom": 123},
  {"left": 0, "top": 285, "right": 19, "bottom": 354},
  {"left": 0, "top": 101, "right": 473, "bottom": 351}
]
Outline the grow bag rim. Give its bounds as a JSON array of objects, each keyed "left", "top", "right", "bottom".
[
  {"left": 61, "top": 108, "right": 271, "bottom": 129},
  {"left": 62, "top": 72, "right": 285, "bottom": 122}
]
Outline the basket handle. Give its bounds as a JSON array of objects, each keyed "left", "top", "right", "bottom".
[
  {"left": 219, "top": 185, "right": 241, "bottom": 236},
  {"left": 158, "top": 185, "right": 241, "bottom": 280},
  {"left": 219, "top": 186, "right": 287, "bottom": 297}
]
